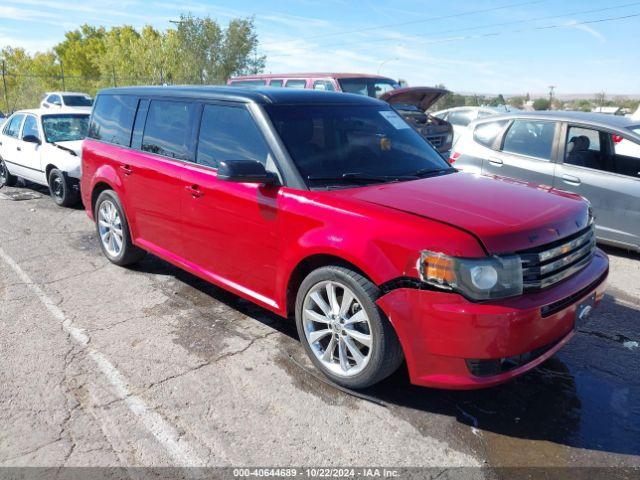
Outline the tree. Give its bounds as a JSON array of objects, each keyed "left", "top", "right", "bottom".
[
  {"left": 508, "top": 96, "right": 525, "bottom": 108},
  {"left": 533, "top": 98, "right": 550, "bottom": 110}
]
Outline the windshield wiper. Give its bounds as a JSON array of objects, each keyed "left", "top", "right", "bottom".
[
  {"left": 51, "top": 142, "right": 78, "bottom": 156},
  {"left": 410, "top": 167, "right": 456, "bottom": 178},
  {"left": 307, "top": 172, "right": 419, "bottom": 185}
]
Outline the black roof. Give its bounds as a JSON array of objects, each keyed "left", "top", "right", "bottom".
[{"left": 98, "top": 85, "right": 385, "bottom": 106}]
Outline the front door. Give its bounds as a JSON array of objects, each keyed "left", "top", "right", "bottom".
[
  {"left": 482, "top": 118, "right": 558, "bottom": 188},
  {"left": 179, "top": 102, "right": 281, "bottom": 310},
  {"left": 18, "top": 114, "right": 44, "bottom": 183},
  {"left": 555, "top": 124, "right": 640, "bottom": 249}
]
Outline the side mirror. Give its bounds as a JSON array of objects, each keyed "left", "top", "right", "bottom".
[
  {"left": 217, "top": 160, "right": 279, "bottom": 185},
  {"left": 23, "top": 135, "right": 41, "bottom": 144}
]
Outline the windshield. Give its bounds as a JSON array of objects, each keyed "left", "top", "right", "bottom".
[
  {"left": 42, "top": 114, "right": 89, "bottom": 143},
  {"left": 265, "top": 104, "right": 452, "bottom": 188},
  {"left": 63, "top": 95, "right": 93, "bottom": 107},
  {"left": 338, "top": 78, "right": 399, "bottom": 99},
  {"left": 629, "top": 125, "right": 640, "bottom": 135}
]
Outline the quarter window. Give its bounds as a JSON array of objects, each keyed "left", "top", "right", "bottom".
[
  {"left": 141, "top": 100, "right": 197, "bottom": 161},
  {"left": 502, "top": 120, "right": 556, "bottom": 161},
  {"left": 473, "top": 120, "right": 508, "bottom": 149},
  {"left": 196, "top": 104, "right": 271, "bottom": 168},
  {"left": 22, "top": 116, "right": 40, "bottom": 140},
  {"left": 88, "top": 94, "right": 138, "bottom": 147}
]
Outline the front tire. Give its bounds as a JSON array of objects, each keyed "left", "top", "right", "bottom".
[
  {"left": 0, "top": 159, "right": 17, "bottom": 188},
  {"left": 295, "top": 266, "right": 404, "bottom": 389},
  {"left": 48, "top": 169, "right": 78, "bottom": 207},
  {"left": 95, "top": 190, "right": 146, "bottom": 266}
]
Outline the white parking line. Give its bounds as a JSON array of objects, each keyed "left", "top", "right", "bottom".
[{"left": 0, "top": 246, "right": 208, "bottom": 467}]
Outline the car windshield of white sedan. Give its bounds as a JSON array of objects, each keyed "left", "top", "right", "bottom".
[
  {"left": 42, "top": 114, "right": 89, "bottom": 143},
  {"left": 266, "top": 104, "right": 453, "bottom": 187}
]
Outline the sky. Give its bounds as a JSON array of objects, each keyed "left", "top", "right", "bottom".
[{"left": 1, "top": 0, "right": 639, "bottom": 95}]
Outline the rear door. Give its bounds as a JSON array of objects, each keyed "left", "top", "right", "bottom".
[
  {"left": 555, "top": 123, "right": 640, "bottom": 249},
  {"left": 179, "top": 102, "right": 282, "bottom": 309},
  {"left": 483, "top": 118, "right": 558, "bottom": 187},
  {"left": 0, "top": 114, "right": 25, "bottom": 173}
]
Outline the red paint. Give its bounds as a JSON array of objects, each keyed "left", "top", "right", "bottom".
[{"left": 82, "top": 137, "right": 608, "bottom": 389}]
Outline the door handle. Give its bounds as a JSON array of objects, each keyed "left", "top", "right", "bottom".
[
  {"left": 561, "top": 174, "right": 581, "bottom": 186},
  {"left": 488, "top": 157, "right": 503, "bottom": 166},
  {"left": 119, "top": 164, "right": 133, "bottom": 176},
  {"left": 185, "top": 184, "right": 204, "bottom": 198}
]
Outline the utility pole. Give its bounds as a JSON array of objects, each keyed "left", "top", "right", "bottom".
[
  {"left": 60, "top": 60, "right": 66, "bottom": 91},
  {"left": 1, "top": 60, "right": 9, "bottom": 114},
  {"left": 112, "top": 65, "right": 117, "bottom": 87},
  {"left": 548, "top": 85, "right": 555, "bottom": 110}
]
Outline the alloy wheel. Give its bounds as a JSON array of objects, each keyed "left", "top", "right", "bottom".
[
  {"left": 0, "top": 161, "right": 7, "bottom": 186},
  {"left": 98, "top": 200, "right": 124, "bottom": 257},
  {"left": 302, "top": 280, "right": 373, "bottom": 377},
  {"left": 52, "top": 175, "right": 64, "bottom": 199}
]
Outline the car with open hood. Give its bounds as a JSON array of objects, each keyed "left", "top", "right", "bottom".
[
  {"left": 0, "top": 108, "right": 88, "bottom": 206},
  {"left": 228, "top": 73, "right": 454, "bottom": 154},
  {"left": 81, "top": 86, "right": 608, "bottom": 389}
]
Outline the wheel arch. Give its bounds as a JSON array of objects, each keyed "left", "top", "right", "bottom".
[
  {"left": 285, "top": 253, "right": 376, "bottom": 318},
  {"left": 91, "top": 181, "right": 116, "bottom": 216}
]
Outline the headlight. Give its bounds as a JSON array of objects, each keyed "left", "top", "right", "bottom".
[{"left": 418, "top": 251, "right": 523, "bottom": 300}]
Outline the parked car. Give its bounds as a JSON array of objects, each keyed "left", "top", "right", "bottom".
[
  {"left": 81, "top": 86, "right": 608, "bottom": 390},
  {"left": 41, "top": 91, "right": 93, "bottom": 112},
  {"left": 452, "top": 111, "right": 640, "bottom": 252},
  {"left": 0, "top": 108, "right": 89, "bottom": 206},
  {"left": 433, "top": 105, "right": 521, "bottom": 146},
  {"left": 228, "top": 73, "right": 454, "bottom": 154}
]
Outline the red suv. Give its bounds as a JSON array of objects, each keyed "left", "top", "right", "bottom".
[{"left": 81, "top": 86, "right": 608, "bottom": 389}]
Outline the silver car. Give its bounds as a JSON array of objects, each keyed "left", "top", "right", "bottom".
[
  {"left": 453, "top": 111, "right": 640, "bottom": 252},
  {"left": 433, "top": 105, "right": 520, "bottom": 146}
]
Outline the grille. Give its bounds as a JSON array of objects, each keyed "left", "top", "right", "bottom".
[
  {"left": 427, "top": 135, "right": 445, "bottom": 148},
  {"left": 519, "top": 225, "right": 596, "bottom": 291}
]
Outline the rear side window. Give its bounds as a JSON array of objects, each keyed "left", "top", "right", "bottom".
[
  {"left": 3, "top": 114, "right": 24, "bottom": 138},
  {"left": 196, "top": 104, "right": 270, "bottom": 168},
  {"left": 230, "top": 80, "right": 266, "bottom": 86},
  {"left": 88, "top": 95, "right": 138, "bottom": 147},
  {"left": 142, "top": 100, "right": 198, "bottom": 161},
  {"left": 502, "top": 119, "right": 556, "bottom": 161},
  {"left": 473, "top": 120, "right": 508, "bottom": 149},
  {"left": 313, "top": 80, "right": 335, "bottom": 91},
  {"left": 269, "top": 80, "right": 283, "bottom": 87},
  {"left": 285, "top": 79, "right": 307, "bottom": 89}
]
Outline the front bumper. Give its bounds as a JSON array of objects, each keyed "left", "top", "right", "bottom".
[{"left": 376, "top": 248, "right": 609, "bottom": 389}]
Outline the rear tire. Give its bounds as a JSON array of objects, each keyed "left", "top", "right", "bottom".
[
  {"left": 94, "top": 190, "right": 146, "bottom": 266},
  {"left": 0, "top": 159, "right": 17, "bottom": 188},
  {"left": 48, "top": 169, "right": 78, "bottom": 207},
  {"left": 295, "top": 266, "right": 404, "bottom": 389}
]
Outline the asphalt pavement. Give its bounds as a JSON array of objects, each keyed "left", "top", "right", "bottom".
[{"left": 0, "top": 183, "right": 638, "bottom": 477}]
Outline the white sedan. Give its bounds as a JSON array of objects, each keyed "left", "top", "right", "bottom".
[
  {"left": 41, "top": 91, "right": 93, "bottom": 112},
  {"left": 0, "top": 108, "right": 89, "bottom": 207}
]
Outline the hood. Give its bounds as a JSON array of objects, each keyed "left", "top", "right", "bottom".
[
  {"left": 52, "top": 140, "right": 83, "bottom": 156},
  {"left": 380, "top": 87, "right": 449, "bottom": 112},
  {"left": 330, "top": 172, "right": 591, "bottom": 254}
]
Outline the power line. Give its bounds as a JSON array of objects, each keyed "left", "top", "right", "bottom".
[
  {"left": 263, "top": 10, "right": 640, "bottom": 59},
  {"left": 260, "top": 0, "right": 548, "bottom": 47},
  {"left": 262, "top": 1, "right": 640, "bottom": 54}
]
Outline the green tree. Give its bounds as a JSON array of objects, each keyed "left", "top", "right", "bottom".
[{"left": 533, "top": 98, "right": 550, "bottom": 110}]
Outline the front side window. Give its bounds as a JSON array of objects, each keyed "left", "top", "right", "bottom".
[
  {"left": 313, "top": 80, "right": 335, "bottom": 91},
  {"left": 88, "top": 95, "right": 138, "bottom": 146},
  {"left": 196, "top": 104, "right": 271, "bottom": 168},
  {"left": 141, "top": 100, "right": 197, "bottom": 161},
  {"left": 266, "top": 104, "right": 452, "bottom": 188},
  {"left": 63, "top": 95, "right": 93, "bottom": 107},
  {"left": 337, "top": 78, "right": 400, "bottom": 98},
  {"left": 42, "top": 114, "right": 89, "bottom": 143},
  {"left": 285, "top": 79, "right": 307, "bottom": 89},
  {"left": 502, "top": 119, "right": 556, "bottom": 161},
  {"left": 473, "top": 120, "right": 508, "bottom": 149},
  {"left": 21, "top": 116, "right": 40, "bottom": 140},
  {"left": 4, "top": 114, "right": 24, "bottom": 138},
  {"left": 48, "top": 95, "right": 62, "bottom": 106}
]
